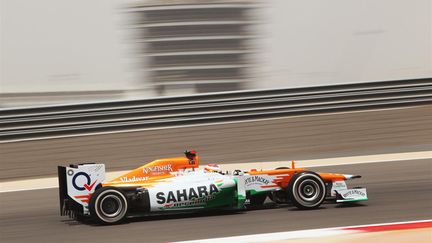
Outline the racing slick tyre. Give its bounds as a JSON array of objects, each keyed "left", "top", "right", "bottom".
[
  {"left": 287, "top": 172, "right": 326, "bottom": 209},
  {"left": 89, "top": 187, "right": 129, "bottom": 224}
]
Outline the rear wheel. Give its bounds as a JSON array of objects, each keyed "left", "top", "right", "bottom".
[
  {"left": 89, "top": 187, "right": 128, "bottom": 224},
  {"left": 287, "top": 172, "right": 326, "bottom": 209}
]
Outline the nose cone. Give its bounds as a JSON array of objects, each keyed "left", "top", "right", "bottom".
[{"left": 344, "top": 174, "right": 362, "bottom": 180}]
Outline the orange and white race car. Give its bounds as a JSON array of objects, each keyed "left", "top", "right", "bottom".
[{"left": 58, "top": 151, "right": 368, "bottom": 224}]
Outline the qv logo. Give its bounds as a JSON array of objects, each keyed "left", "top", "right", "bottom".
[{"left": 72, "top": 172, "right": 97, "bottom": 191}]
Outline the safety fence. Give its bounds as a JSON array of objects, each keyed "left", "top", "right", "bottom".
[{"left": 1, "top": 78, "right": 431, "bottom": 142}]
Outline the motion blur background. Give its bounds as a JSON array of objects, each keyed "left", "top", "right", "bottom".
[
  {"left": 1, "top": 0, "right": 431, "bottom": 107},
  {"left": 1, "top": 2, "right": 432, "bottom": 242}
]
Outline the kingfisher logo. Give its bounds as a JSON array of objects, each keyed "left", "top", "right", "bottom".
[
  {"left": 143, "top": 164, "right": 173, "bottom": 174},
  {"left": 72, "top": 172, "right": 97, "bottom": 191}
]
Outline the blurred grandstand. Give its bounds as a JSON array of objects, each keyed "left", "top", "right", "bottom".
[
  {"left": 128, "top": 0, "right": 260, "bottom": 95},
  {"left": 1, "top": 0, "right": 430, "bottom": 107}
]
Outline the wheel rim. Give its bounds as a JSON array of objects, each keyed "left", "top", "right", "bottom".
[
  {"left": 100, "top": 195, "right": 123, "bottom": 218},
  {"left": 94, "top": 189, "right": 128, "bottom": 223},
  {"left": 297, "top": 179, "right": 320, "bottom": 202},
  {"left": 291, "top": 173, "right": 326, "bottom": 208}
]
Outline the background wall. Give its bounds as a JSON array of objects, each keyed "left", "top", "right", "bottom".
[
  {"left": 254, "top": 0, "right": 432, "bottom": 89},
  {"left": 1, "top": 0, "right": 431, "bottom": 106},
  {"left": 0, "top": 0, "right": 140, "bottom": 95}
]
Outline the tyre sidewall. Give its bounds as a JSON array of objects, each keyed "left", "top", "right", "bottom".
[
  {"left": 288, "top": 172, "right": 326, "bottom": 209},
  {"left": 89, "top": 187, "right": 128, "bottom": 224}
]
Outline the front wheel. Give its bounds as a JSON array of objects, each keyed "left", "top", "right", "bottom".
[
  {"left": 287, "top": 172, "right": 326, "bottom": 209},
  {"left": 89, "top": 187, "right": 128, "bottom": 224}
]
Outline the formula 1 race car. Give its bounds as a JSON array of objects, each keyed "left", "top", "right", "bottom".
[{"left": 58, "top": 151, "right": 368, "bottom": 224}]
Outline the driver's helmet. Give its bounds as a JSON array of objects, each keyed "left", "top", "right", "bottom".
[
  {"left": 185, "top": 150, "right": 197, "bottom": 160},
  {"left": 204, "top": 164, "right": 222, "bottom": 173}
]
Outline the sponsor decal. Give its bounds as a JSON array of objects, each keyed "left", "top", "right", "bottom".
[
  {"left": 72, "top": 172, "right": 97, "bottom": 191},
  {"left": 333, "top": 181, "right": 346, "bottom": 187},
  {"left": 245, "top": 176, "right": 270, "bottom": 186},
  {"left": 143, "top": 164, "right": 173, "bottom": 174},
  {"left": 342, "top": 189, "right": 366, "bottom": 198},
  {"left": 156, "top": 184, "right": 219, "bottom": 204},
  {"left": 331, "top": 181, "right": 347, "bottom": 196},
  {"left": 74, "top": 194, "right": 92, "bottom": 204},
  {"left": 120, "top": 176, "right": 149, "bottom": 183},
  {"left": 162, "top": 196, "right": 218, "bottom": 209}
]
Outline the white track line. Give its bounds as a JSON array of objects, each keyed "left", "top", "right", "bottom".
[
  {"left": 0, "top": 151, "right": 431, "bottom": 193},
  {"left": 173, "top": 219, "right": 432, "bottom": 243}
]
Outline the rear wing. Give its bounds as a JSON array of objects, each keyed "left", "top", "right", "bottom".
[{"left": 58, "top": 163, "right": 105, "bottom": 218}]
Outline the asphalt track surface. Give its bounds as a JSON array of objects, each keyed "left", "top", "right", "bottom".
[
  {"left": 1, "top": 105, "right": 432, "bottom": 181},
  {"left": 1, "top": 159, "right": 431, "bottom": 243}
]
